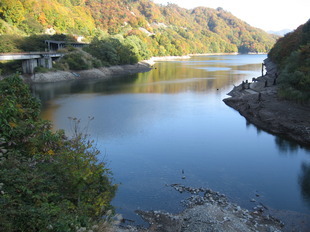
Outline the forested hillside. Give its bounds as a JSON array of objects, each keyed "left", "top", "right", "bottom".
[
  {"left": 268, "top": 19, "right": 310, "bottom": 102},
  {"left": 0, "top": 0, "right": 277, "bottom": 55}
]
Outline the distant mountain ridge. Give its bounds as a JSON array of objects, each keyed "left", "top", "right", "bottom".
[
  {"left": 0, "top": 0, "right": 277, "bottom": 54},
  {"left": 268, "top": 29, "right": 292, "bottom": 36}
]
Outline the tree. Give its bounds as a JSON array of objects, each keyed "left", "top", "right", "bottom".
[
  {"left": 0, "top": 0, "right": 25, "bottom": 25},
  {"left": 268, "top": 19, "right": 310, "bottom": 102},
  {"left": 0, "top": 75, "right": 117, "bottom": 231}
]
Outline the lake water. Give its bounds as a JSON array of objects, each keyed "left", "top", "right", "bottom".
[{"left": 32, "top": 54, "right": 310, "bottom": 226}]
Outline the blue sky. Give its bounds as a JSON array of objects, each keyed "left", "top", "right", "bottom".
[{"left": 153, "top": 0, "right": 310, "bottom": 31}]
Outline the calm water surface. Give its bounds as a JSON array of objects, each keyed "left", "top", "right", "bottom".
[{"left": 32, "top": 55, "right": 310, "bottom": 224}]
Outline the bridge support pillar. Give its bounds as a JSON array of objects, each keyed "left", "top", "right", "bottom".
[
  {"left": 22, "top": 59, "right": 37, "bottom": 74},
  {"left": 38, "top": 57, "right": 52, "bottom": 69}
]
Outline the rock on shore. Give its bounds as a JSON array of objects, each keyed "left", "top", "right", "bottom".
[
  {"left": 223, "top": 58, "right": 310, "bottom": 147},
  {"left": 116, "top": 185, "right": 284, "bottom": 232}
]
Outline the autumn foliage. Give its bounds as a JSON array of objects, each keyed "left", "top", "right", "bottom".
[
  {"left": 0, "top": 0, "right": 276, "bottom": 55},
  {"left": 0, "top": 75, "right": 117, "bottom": 231},
  {"left": 268, "top": 19, "right": 310, "bottom": 102}
]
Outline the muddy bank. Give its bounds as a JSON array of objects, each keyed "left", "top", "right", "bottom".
[
  {"left": 23, "top": 61, "right": 152, "bottom": 83},
  {"left": 223, "top": 58, "right": 310, "bottom": 147}
]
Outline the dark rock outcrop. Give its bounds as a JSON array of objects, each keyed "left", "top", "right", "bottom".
[{"left": 223, "top": 59, "right": 310, "bottom": 147}]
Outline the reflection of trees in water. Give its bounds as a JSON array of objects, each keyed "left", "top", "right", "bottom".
[
  {"left": 31, "top": 57, "right": 263, "bottom": 102},
  {"left": 299, "top": 162, "right": 310, "bottom": 206},
  {"left": 132, "top": 61, "right": 260, "bottom": 94},
  {"left": 245, "top": 121, "right": 310, "bottom": 155},
  {"left": 246, "top": 120, "right": 251, "bottom": 128},
  {"left": 275, "top": 137, "right": 300, "bottom": 154},
  {"left": 245, "top": 120, "right": 263, "bottom": 135},
  {"left": 31, "top": 75, "right": 139, "bottom": 104}
]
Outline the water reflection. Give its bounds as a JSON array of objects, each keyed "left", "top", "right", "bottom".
[
  {"left": 31, "top": 75, "right": 140, "bottom": 105},
  {"left": 275, "top": 137, "right": 301, "bottom": 154},
  {"left": 135, "top": 60, "right": 260, "bottom": 94},
  {"left": 245, "top": 120, "right": 263, "bottom": 135},
  {"left": 299, "top": 162, "right": 310, "bottom": 206},
  {"left": 31, "top": 55, "right": 310, "bottom": 222},
  {"left": 32, "top": 56, "right": 262, "bottom": 105}
]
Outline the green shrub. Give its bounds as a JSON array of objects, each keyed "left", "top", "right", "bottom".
[
  {"left": 276, "top": 46, "right": 310, "bottom": 103},
  {"left": 0, "top": 75, "right": 117, "bottom": 231},
  {"left": 0, "top": 60, "right": 23, "bottom": 74},
  {"left": 0, "top": 34, "right": 22, "bottom": 53},
  {"left": 84, "top": 35, "right": 151, "bottom": 66},
  {"left": 84, "top": 38, "right": 120, "bottom": 66},
  {"left": 34, "top": 66, "right": 49, "bottom": 73},
  {"left": 55, "top": 49, "right": 102, "bottom": 70},
  {"left": 268, "top": 19, "right": 310, "bottom": 103}
]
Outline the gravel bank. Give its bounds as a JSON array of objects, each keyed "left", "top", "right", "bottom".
[{"left": 115, "top": 185, "right": 284, "bottom": 232}]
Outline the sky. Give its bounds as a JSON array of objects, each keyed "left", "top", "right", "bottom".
[{"left": 152, "top": 0, "right": 310, "bottom": 32}]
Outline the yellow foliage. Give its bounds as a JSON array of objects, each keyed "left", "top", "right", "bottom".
[
  {"left": 0, "top": 0, "right": 25, "bottom": 25},
  {"left": 47, "top": 149, "right": 55, "bottom": 155},
  {"left": 38, "top": 12, "right": 48, "bottom": 25},
  {"left": 9, "top": 122, "right": 17, "bottom": 128}
]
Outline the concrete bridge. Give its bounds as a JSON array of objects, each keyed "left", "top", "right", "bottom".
[
  {"left": 0, "top": 40, "right": 88, "bottom": 74},
  {"left": 0, "top": 52, "right": 63, "bottom": 74}
]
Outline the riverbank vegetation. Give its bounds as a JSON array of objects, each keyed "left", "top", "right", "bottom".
[
  {"left": 0, "top": 0, "right": 276, "bottom": 57},
  {"left": 268, "top": 19, "right": 310, "bottom": 103},
  {"left": 0, "top": 75, "right": 117, "bottom": 231}
]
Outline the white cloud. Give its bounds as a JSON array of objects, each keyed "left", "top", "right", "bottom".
[{"left": 153, "top": 0, "right": 310, "bottom": 31}]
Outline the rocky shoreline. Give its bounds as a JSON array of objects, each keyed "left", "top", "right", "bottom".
[
  {"left": 115, "top": 185, "right": 284, "bottom": 232},
  {"left": 223, "top": 58, "right": 310, "bottom": 147},
  {"left": 21, "top": 61, "right": 153, "bottom": 83},
  {"left": 17, "top": 54, "right": 238, "bottom": 83},
  {"left": 18, "top": 55, "right": 195, "bottom": 83},
  {"left": 113, "top": 183, "right": 310, "bottom": 232},
  {"left": 7, "top": 54, "right": 239, "bottom": 84}
]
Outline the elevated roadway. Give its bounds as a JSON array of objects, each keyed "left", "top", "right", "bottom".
[{"left": 0, "top": 52, "right": 63, "bottom": 74}]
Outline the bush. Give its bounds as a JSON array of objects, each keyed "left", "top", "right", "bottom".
[
  {"left": 34, "top": 66, "right": 49, "bottom": 73},
  {"left": 0, "top": 60, "right": 23, "bottom": 74},
  {"left": 268, "top": 19, "right": 310, "bottom": 103},
  {"left": 0, "top": 34, "right": 22, "bottom": 53},
  {"left": 276, "top": 46, "right": 310, "bottom": 103},
  {"left": 55, "top": 49, "right": 102, "bottom": 70},
  {"left": 0, "top": 75, "right": 117, "bottom": 231},
  {"left": 84, "top": 38, "right": 120, "bottom": 66},
  {"left": 84, "top": 35, "right": 151, "bottom": 66}
]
